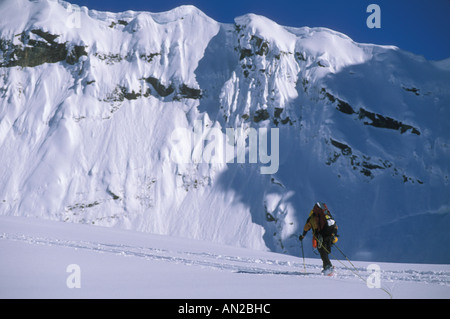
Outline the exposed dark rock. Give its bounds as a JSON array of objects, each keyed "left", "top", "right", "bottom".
[
  {"left": 317, "top": 60, "right": 328, "bottom": 68},
  {"left": 402, "top": 86, "right": 420, "bottom": 96},
  {"left": 94, "top": 52, "right": 123, "bottom": 64},
  {"left": 295, "top": 52, "right": 306, "bottom": 62},
  {"left": 274, "top": 107, "right": 283, "bottom": 118},
  {"left": 107, "top": 189, "right": 121, "bottom": 200},
  {"left": 358, "top": 108, "right": 421, "bottom": 135},
  {"left": 66, "top": 45, "right": 88, "bottom": 65},
  {"left": 322, "top": 89, "right": 420, "bottom": 135},
  {"left": 329, "top": 138, "right": 384, "bottom": 179},
  {"left": 139, "top": 52, "right": 160, "bottom": 63},
  {"left": 253, "top": 109, "right": 270, "bottom": 123},
  {"left": 272, "top": 107, "right": 292, "bottom": 126},
  {"left": 30, "top": 29, "right": 59, "bottom": 43},
  {"left": 251, "top": 35, "right": 269, "bottom": 56},
  {"left": 177, "top": 84, "right": 202, "bottom": 99},
  {"left": 145, "top": 76, "right": 175, "bottom": 97},
  {"left": 0, "top": 29, "right": 87, "bottom": 68},
  {"left": 336, "top": 99, "right": 355, "bottom": 115},
  {"left": 321, "top": 89, "right": 355, "bottom": 114},
  {"left": 109, "top": 19, "right": 129, "bottom": 28},
  {"left": 330, "top": 138, "right": 352, "bottom": 156},
  {"left": 123, "top": 90, "right": 140, "bottom": 100},
  {"left": 328, "top": 138, "right": 422, "bottom": 183},
  {"left": 239, "top": 48, "right": 252, "bottom": 61}
]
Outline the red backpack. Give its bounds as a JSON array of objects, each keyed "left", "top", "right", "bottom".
[{"left": 313, "top": 203, "right": 337, "bottom": 236}]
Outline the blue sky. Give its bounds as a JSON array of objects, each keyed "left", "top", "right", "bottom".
[{"left": 69, "top": 0, "right": 450, "bottom": 60}]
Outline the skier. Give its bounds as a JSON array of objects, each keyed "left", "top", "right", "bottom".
[{"left": 299, "top": 202, "right": 338, "bottom": 274}]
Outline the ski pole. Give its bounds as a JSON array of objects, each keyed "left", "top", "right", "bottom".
[
  {"left": 321, "top": 239, "right": 393, "bottom": 299},
  {"left": 334, "top": 244, "right": 358, "bottom": 270},
  {"left": 301, "top": 238, "right": 306, "bottom": 272}
]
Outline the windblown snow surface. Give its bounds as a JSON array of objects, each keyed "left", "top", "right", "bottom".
[
  {"left": 0, "top": 0, "right": 449, "bottom": 298},
  {"left": 1, "top": 216, "right": 449, "bottom": 299}
]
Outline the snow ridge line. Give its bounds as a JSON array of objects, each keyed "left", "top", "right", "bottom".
[{"left": 1, "top": 232, "right": 449, "bottom": 286}]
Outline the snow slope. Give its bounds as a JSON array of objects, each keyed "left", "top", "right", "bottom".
[
  {"left": 1, "top": 216, "right": 449, "bottom": 299},
  {"left": 0, "top": 0, "right": 449, "bottom": 264}
]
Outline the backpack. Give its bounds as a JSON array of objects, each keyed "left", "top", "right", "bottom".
[{"left": 313, "top": 202, "right": 337, "bottom": 237}]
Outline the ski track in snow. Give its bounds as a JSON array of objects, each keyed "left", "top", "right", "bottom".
[{"left": 1, "top": 232, "right": 449, "bottom": 287}]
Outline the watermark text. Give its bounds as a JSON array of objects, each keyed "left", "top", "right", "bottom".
[{"left": 170, "top": 121, "right": 279, "bottom": 174}]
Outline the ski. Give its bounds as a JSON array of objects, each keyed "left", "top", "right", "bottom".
[
  {"left": 322, "top": 266, "right": 336, "bottom": 277},
  {"left": 235, "top": 269, "right": 317, "bottom": 276},
  {"left": 235, "top": 268, "right": 337, "bottom": 277}
]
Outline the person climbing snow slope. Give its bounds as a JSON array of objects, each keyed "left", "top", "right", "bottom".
[{"left": 299, "top": 202, "right": 338, "bottom": 275}]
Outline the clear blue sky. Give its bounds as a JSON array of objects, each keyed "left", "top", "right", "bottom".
[{"left": 69, "top": 0, "right": 450, "bottom": 60}]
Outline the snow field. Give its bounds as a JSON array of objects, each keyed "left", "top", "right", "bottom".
[{"left": 1, "top": 216, "right": 449, "bottom": 299}]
